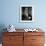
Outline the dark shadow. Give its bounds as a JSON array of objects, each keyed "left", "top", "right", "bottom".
[{"left": 0, "top": 24, "right": 7, "bottom": 43}]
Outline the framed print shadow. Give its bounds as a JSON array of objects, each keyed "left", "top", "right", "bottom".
[{"left": 20, "top": 5, "right": 34, "bottom": 22}]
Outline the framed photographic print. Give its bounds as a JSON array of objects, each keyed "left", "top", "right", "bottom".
[{"left": 20, "top": 5, "right": 34, "bottom": 22}]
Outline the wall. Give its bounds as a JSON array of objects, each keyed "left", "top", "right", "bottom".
[
  {"left": 0, "top": 0, "right": 46, "bottom": 43},
  {"left": 0, "top": 0, "right": 46, "bottom": 29}
]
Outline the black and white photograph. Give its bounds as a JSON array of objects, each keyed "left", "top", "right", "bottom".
[{"left": 20, "top": 5, "right": 34, "bottom": 22}]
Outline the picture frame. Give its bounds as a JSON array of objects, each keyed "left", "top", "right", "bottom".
[{"left": 20, "top": 5, "right": 34, "bottom": 22}]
